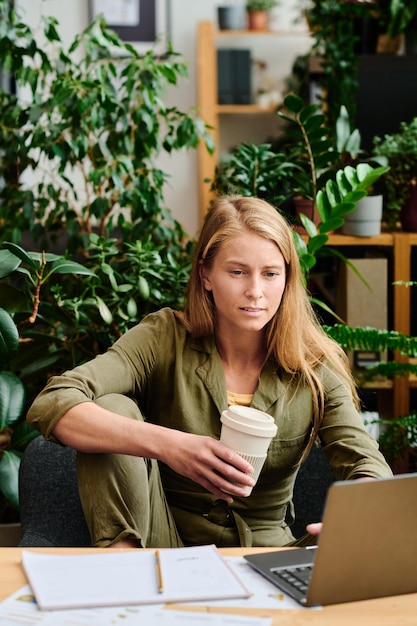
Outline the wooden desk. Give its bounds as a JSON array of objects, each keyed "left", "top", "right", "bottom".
[{"left": 1, "top": 547, "right": 416, "bottom": 625}]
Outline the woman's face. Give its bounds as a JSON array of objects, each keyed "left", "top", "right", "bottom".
[{"left": 201, "top": 232, "right": 286, "bottom": 336}]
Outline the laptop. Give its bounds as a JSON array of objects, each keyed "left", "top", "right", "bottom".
[{"left": 244, "top": 473, "right": 417, "bottom": 607}]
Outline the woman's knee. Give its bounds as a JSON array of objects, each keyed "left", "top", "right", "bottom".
[{"left": 95, "top": 394, "right": 144, "bottom": 420}]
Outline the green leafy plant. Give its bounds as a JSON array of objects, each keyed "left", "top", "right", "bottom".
[
  {"left": 0, "top": 245, "right": 97, "bottom": 515},
  {"left": 279, "top": 94, "right": 389, "bottom": 274},
  {"left": 373, "top": 118, "right": 417, "bottom": 230},
  {"left": 384, "top": 0, "right": 417, "bottom": 40},
  {"left": 0, "top": 3, "right": 213, "bottom": 254},
  {"left": 279, "top": 94, "right": 337, "bottom": 207},
  {"left": 375, "top": 414, "right": 417, "bottom": 472},
  {"left": 0, "top": 308, "right": 36, "bottom": 518},
  {"left": 305, "top": 0, "right": 379, "bottom": 134},
  {"left": 246, "top": 0, "right": 279, "bottom": 11},
  {"left": 323, "top": 279, "right": 417, "bottom": 474},
  {"left": 335, "top": 105, "right": 388, "bottom": 174},
  {"left": 0, "top": 236, "right": 192, "bottom": 400},
  {"left": 323, "top": 324, "right": 417, "bottom": 385},
  {"left": 211, "top": 142, "right": 296, "bottom": 208}
]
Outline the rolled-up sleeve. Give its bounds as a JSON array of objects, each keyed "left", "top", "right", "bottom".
[{"left": 318, "top": 364, "right": 392, "bottom": 480}]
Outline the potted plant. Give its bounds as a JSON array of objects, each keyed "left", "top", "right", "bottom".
[
  {"left": 0, "top": 244, "right": 98, "bottom": 544},
  {"left": 0, "top": 3, "right": 213, "bottom": 255},
  {"left": 373, "top": 117, "right": 417, "bottom": 232},
  {"left": 211, "top": 141, "right": 297, "bottom": 209},
  {"left": 383, "top": 0, "right": 417, "bottom": 55},
  {"left": 246, "top": 0, "right": 279, "bottom": 30},
  {"left": 212, "top": 95, "right": 389, "bottom": 286},
  {"left": 278, "top": 94, "right": 388, "bottom": 249},
  {"left": 217, "top": 2, "right": 247, "bottom": 31},
  {"left": 334, "top": 105, "right": 389, "bottom": 236}
]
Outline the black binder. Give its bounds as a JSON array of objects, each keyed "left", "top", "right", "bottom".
[{"left": 217, "top": 49, "right": 252, "bottom": 105}]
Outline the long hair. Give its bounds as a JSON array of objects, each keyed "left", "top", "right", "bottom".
[{"left": 182, "top": 196, "right": 359, "bottom": 455}]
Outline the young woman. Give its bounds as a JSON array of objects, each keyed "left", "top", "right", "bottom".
[{"left": 27, "top": 196, "right": 391, "bottom": 549}]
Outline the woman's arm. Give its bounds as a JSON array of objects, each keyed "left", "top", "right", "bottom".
[{"left": 53, "top": 402, "right": 255, "bottom": 502}]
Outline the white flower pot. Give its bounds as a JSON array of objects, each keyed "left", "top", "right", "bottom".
[{"left": 342, "top": 194, "right": 383, "bottom": 237}]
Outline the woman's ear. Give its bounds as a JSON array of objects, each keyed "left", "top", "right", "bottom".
[{"left": 199, "top": 260, "right": 212, "bottom": 291}]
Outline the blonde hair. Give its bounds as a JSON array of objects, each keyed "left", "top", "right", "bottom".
[{"left": 183, "top": 196, "right": 359, "bottom": 455}]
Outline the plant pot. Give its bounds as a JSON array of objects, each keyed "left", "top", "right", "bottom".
[
  {"left": 217, "top": 6, "right": 246, "bottom": 31},
  {"left": 293, "top": 196, "right": 320, "bottom": 235},
  {"left": 400, "top": 183, "right": 417, "bottom": 232},
  {"left": 0, "top": 522, "right": 22, "bottom": 546},
  {"left": 247, "top": 11, "right": 268, "bottom": 31},
  {"left": 342, "top": 195, "right": 383, "bottom": 237}
]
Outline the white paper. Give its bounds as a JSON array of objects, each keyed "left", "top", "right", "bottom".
[
  {"left": 0, "top": 585, "right": 272, "bottom": 626},
  {"left": 21, "top": 546, "right": 250, "bottom": 611}
]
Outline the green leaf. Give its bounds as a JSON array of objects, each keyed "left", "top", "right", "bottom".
[
  {"left": 138, "top": 276, "right": 150, "bottom": 300},
  {"left": 49, "top": 259, "right": 96, "bottom": 277},
  {"left": 283, "top": 93, "right": 304, "bottom": 114},
  {"left": 308, "top": 233, "right": 329, "bottom": 254},
  {"left": 0, "top": 309, "right": 19, "bottom": 363},
  {"left": 344, "top": 166, "right": 360, "bottom": 188},
  {"left": 96, "top": 296, "right": 113, "bottom": 324},
  {"left": 298, "top": 213, "right": 318, "bottom": 238},
  {"left": 0, "top": 450, "right": 21, "bottom": 509},
  {"left": 2, "top": 243, "right": 37, "bottom": 269},
  {"left": 0, "top": 371, "right": 25, "bottom": 429},
  {"left": 325, "top": 180, "right": 343, "bottom": 207},
  {"left": 0, "top": 250, "right": 21, "bottom": 279}
]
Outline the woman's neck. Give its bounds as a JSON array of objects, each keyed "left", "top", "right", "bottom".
[{"left": 215, "top": 332, "right": 267, "bottom": 394}]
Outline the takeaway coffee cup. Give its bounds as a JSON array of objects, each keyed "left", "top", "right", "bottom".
[{"left": 220, "top": 405, "right": 277, "bottom": 496}]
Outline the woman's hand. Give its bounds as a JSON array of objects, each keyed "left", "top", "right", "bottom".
[
  {"left": 306, "top": 522, "right": 322, "bottom": 536},
  {"left": 53, "top": 404, "right": 255, "bottom": 501},
  {"left": 158, "top": 429, "right": 255, "bottom": 502}
]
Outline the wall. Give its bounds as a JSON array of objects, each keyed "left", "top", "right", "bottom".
[{"left": 16, "top": 0, "right": 311, "bottom": 238}]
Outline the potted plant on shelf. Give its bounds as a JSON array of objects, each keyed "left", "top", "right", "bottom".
[
  {"left": 217, "top": 2, "right": 247, "bottom": 31},
  {"left": 246, "top": 0, "right": 279, "bottom": 31},
  {"left": 383, "top": 0, "right": 417, "bottom": 55},
  {"left": 212, "top": 94, "right": 389, "bottom": 290},
  {"left": 372, "top": 117, "right": 417, "bottom": 232},
  {"left": 278, "top": 94, "right": 388, "bottom": 246},
  {"left": 211, "top": 141, "right": 297, "bottom": 209},
  {"left": 334, "top": 105, "right": 389, "bottom": 236}
]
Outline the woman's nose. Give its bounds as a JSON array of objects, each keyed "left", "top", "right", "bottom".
[{"left": 245, "top": 276, "right": 263, "bottom": 299}]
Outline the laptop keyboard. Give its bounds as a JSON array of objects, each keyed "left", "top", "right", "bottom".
[{"left": 270, "top": 565, "right": 313, "bottom": 602}]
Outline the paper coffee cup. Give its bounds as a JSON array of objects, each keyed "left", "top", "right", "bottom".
[{"left": 220, "top": 406, "right": 277, "bottom": 496}]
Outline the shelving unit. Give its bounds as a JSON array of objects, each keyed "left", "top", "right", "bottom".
[
  {"left": 323, "top": 232, "right": 417, "bottom": 419},
  {"left": 197, "top": 20, "right": 311, "bottom": 219}
]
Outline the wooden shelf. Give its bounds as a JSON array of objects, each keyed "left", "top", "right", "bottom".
[
  {"left": 216, "top": 29, "right": 310, "bottom": 37},
  {"left": 217, "top": 104, "right": 278, "bottom": 114},
  {"left": 197, "top": 21, "right": 306, "bottom": 218}
]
